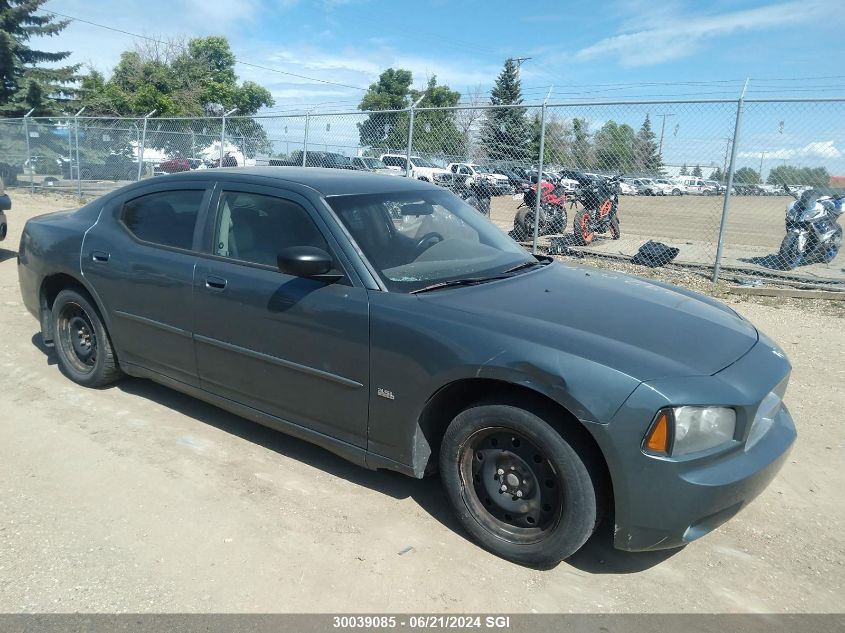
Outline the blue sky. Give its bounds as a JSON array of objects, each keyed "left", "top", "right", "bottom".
[{"left": 35, "top": 0, "right": 845, "bottom": 174}]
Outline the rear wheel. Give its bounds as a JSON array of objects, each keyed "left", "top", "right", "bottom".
[
  {"left": 52, "top": 289, "right": 122, "bottom": 387},
  {"left": 609, "top": 215, "right": 621, "bottom": 239},
  {"left": 440, "top": 404, "right": 599, "bottom": 566},
  {"left": 574, "top": 209, "right": 594, "bottom": 245},
  {"left": 821, "top": 226, "right": 842, "bottom": 264}
]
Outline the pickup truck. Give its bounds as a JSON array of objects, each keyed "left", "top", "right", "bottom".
[
  {"left": 447, "top": 163, "right": 511, "bottom": 194},
  {"left": 379, "top": 154, "right": 452, "bottom": 185}
]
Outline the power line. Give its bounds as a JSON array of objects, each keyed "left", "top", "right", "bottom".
[{"left": 43, "top": 9, "right": 368, "bottom": 92}]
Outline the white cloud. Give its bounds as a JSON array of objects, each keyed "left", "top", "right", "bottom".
[
  {"left": 575, "top": 0, "right": 831, "bottom": 66},
  {"left": 739, "top": 141, "right": 843, "bottom": 160}
]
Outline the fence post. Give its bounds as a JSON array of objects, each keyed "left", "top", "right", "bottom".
[
  {"left": 220, "top": 108, "right": 236, "bottom": 167},
  {"left": 137, "top": 110, "right": 156, "bottom": 181},
  {"left": 712, "top": 80, "right": 748, "bottom": 283},
  {"left": 73, "top": 107, "right": 85, "bottom": 197},
  {"left": 302, "top": 112, "right": 310, "bottom": 166},
  {"left": 532, "top": 89, "right": 553, "bottom": 254},
  {"left": 23, "top": 109, "right": 35, "bottom": 194},
  {"left": 405, "top": 95, "right": 425, "bottom": 178}
]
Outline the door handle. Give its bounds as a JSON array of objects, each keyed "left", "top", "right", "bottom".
[
  {"left": 205, "top": 275, "right": 227, "bottom": 291},
  {"left": 91, "top": 251, "right": 110, "bottom": 263}
]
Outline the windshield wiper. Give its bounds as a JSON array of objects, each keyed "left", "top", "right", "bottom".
[
  {"left": 410, "top": 276, "right": 509, "bottom": 294},
  {"left": 502, "top": 256, "right": 553, "bottom": 275}
]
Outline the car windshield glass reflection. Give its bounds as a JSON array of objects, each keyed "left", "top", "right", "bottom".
[{"left": 327, "top": 190, "right": 533, "bottom": 293}]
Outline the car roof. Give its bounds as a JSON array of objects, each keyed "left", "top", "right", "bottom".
[{"left": 150, "top": 167, "right": 438, "bottom": 197}]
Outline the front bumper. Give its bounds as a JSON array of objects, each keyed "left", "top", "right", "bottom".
[{"left": 589, "top": 334, "right": 797, "bottom": 551}]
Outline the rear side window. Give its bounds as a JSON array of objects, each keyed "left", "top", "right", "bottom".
[{"left": 121, "top": 190, "right": 204, "bottom": 250}]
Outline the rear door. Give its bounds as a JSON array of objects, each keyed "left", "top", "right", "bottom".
[
  {"left": 191, "top": 183, "right": 370, "bottom": 446},
  {"left": 81, "top": 181, "right": 211, "bottom": 386}
]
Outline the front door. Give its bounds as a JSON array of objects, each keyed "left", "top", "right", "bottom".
[{"left": 192, "top": 185, "right": 370, "bottom": 447}]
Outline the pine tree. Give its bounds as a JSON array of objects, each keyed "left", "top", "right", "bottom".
[
  {"left": 0, "top": 0, "right": 80, "bottom": 114},
  {"left": 691, "top": 164, "right": 703, "bottom": 177},
  {"left": 634, "top": 114, "right": 661, "bottom": 174},
  {"left": 679, "top": 163, "right": 689, "bottom": 176},
  {"left": 480, "top": 58, "right": 530, "bottom": 161},
  {"left": 571, "top": 117, "right": 591, "bottom": 169},
  {"left": 710, "top": 167, "right": 724, "bottom": 182}
]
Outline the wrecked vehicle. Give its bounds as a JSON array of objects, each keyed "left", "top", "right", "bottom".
[{"left": 18, "top": 167, "right": 796, "bottom": 566}]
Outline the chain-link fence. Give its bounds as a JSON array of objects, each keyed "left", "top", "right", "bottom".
[{"left": 1, "top": 97, "right": 843, "bottom": 288}]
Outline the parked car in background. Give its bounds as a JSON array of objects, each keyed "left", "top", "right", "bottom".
[
  {"left": 703, "top": 180, "right": 725, "bottom": 194},
  {"left": 678, "top": 177, "right": 718, "bottom": 195},
  {"left": 380, "top": 154, "right": 452, "bottom": 184},
  {"left": 447, "top": 163, "right": 510, "bottom": 194},
  {"left": 618, "top": 180, "right": 638, "bottom": 195},
  {"left": 497, "top": 168, "right": 530, "bottom": 190},
  {"left": 157, "top": 158, "right": 204, "bottom": 174},
  {"left": 0, "top": 187, "right": 9, "bottom": 241},
  {"left": 631, "top": 178, "right": 670, "bottom": 196},
  {"left": 18, "top": 167, "right": 797, "bottom": 567},
  {"left": 655, "top": 179, "right": 685, "bottom": 196},
  {"left": 269, "top": 151, "right": 356, "bottom": 170},
  {"left": 80, "top": 154, "right": 145, "bottom": 181},
  {"left": 351, "top": 156, "right": 400, "bottom": 176}
]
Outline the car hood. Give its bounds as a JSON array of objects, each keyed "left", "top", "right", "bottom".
[{"left": 422, "top": 263, "right": 758, "bottom": 381}]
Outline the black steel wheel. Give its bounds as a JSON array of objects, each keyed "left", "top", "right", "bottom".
[
  {"left": 52, "top": 288, "right": 122, "bottom": 387},
  {"left": 440, "top": 404, "right": 601, "bottom": 566}
]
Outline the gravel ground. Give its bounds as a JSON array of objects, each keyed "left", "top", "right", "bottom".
[{"left": 0, "top": 192, "right": 843, "bottom": 613}]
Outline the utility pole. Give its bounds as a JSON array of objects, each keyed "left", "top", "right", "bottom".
[
  {"left": 656, "top": 113, "right": 675, "bottom": 156},
  {"left": 722, "top": 137, "right": 732, "bottom": 178},
  {"left": 511, "top": 56, "right": 532, "bottom": 79},
  {"left": 759, "top": 151, "right": 766, "bottom": 180}
]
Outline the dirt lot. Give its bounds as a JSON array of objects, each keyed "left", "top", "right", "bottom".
[{"left": 0, "top": 193, "right": 843, "bottom": 613}]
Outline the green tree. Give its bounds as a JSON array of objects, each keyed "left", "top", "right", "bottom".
[
  {"left": 357, "top": 68, "right": 412, "bottom": 151},
  {"left": 766, "top": 165, "right": 830, "bottom": 188},
  {"left": 571, "top": 117, "right": 591, "bottom": 169},
  {"left": 709, "top": 167, "right": 724, "bottom": 182},
  {"left": 409, "top": 76, "right": 462, "bottom": 157},
  {"left": 691, "top": 164, "right": 703, "bottom": 177},
  {"left": 593, "top": 121, "right": 636, "bottom": 172},
  {"left": 633, "top": 114, "right": 661, "bottom": 174},
  {"left": 733, "top": 166, "right": 761, "bottom": 184},
  {"left": 679, "top": 163, "right": 689, "bottom": 176},
  {"left": 480, "top": 58, "right": 530, "bottom": 161},
  {"left": 529, "top": 111, "right": 573, "bottom": 165},
  {"left": 0, "top": 0, "right": 80, "bottom": 114}
]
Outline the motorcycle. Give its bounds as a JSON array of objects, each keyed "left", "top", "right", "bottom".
[
  {"left": 572, "top": 175, "right": 621, "bottom": 245},
  {"left": 451, "top": 175, "right": 493, "bottom": 216},
  {"left": 512, "top": 178, "right": 568, "bottom": 239},
  {"left": 778, "top": 186, "right": 843, "bottom": 269}
]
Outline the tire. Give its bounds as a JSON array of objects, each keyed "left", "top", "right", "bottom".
[
  {"left": 52, "top": 288, "right": 122, "bottom": 387},
  {"left": 609, "top": 215, "right": 620, "bottom": 240},
  {"left": 821, "top": 226, "right": 842, "bottom": 264},
  {"left": 440, "top": 404, "right": 599, "bottom": 567},
  {"left": 778, "top": 233, "right": 803, "bottom": 270},
  {"left": 573, "top": 209, "right": 594, "bottom": 245}
]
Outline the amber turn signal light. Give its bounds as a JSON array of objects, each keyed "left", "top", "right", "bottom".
[{"left": 645, "top": 410, "right": 671, "bottom": 455}]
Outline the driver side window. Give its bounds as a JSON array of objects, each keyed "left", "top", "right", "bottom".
[{"left": 214, "top": 191, "right": 330, "bottom": 269}]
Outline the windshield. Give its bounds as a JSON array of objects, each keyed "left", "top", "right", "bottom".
[
  {"left": 327, "top": 189, "right": 533, "bottom": 293},
  {"left": 411, "top": 156, "right": 438, "bottom": 168}
]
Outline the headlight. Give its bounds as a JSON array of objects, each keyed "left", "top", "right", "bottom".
[{"left": 644, "top": 407, "right": 736, "bottom": 457}]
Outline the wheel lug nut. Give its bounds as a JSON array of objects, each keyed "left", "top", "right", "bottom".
[
  {"left": 497, "top": 469, "right": 504, "bottom": 475},
  {"left": 516, "top": 491, "right": 523, "bottom": 498},
  {"left": 500, "top": 485, "right": 507, "bottom": 492}
]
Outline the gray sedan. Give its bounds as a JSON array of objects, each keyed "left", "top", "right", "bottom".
[{"left": 17, "top": 168, "right": 795, "bottom": 566}]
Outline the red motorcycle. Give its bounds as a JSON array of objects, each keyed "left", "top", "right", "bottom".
[
  {"left": 512, "top": 180, "right": 568, "bottom": 239},
  {"left": 572, "top": 176, "right": 621, "bottom": 245}
]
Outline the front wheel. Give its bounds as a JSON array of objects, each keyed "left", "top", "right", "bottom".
[
  {"left": 52, "top": 289, "right": 122, "bottom": 387},
  {"left": 778, "top": 233, "right": 803, "bottom": 270},
  {"left": 573, "top": 209, "right": 594, "bottom": 245},
  {"left": 440, "top": 404, "right": 600, "bottom": 566}
]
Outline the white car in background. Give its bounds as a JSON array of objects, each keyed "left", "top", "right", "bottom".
[
  {"left": 380, "top": 154, "right": 452, "bottom": 184},
  {"left": 447, "top": 162, "right": 510, "bottom": 193},
  {"left": 618, "top": 181, "right": 638, "bottom": 195},
  {"left": 631, "top": 178, "right": 672, "bottom": 196},
  {"left": 655, "top": 178, "right": 686, "bottom": 196}
]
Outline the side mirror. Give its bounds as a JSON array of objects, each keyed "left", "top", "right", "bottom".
[{"left": 277, "top": 246, "right": 334, "bottom": 278}]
